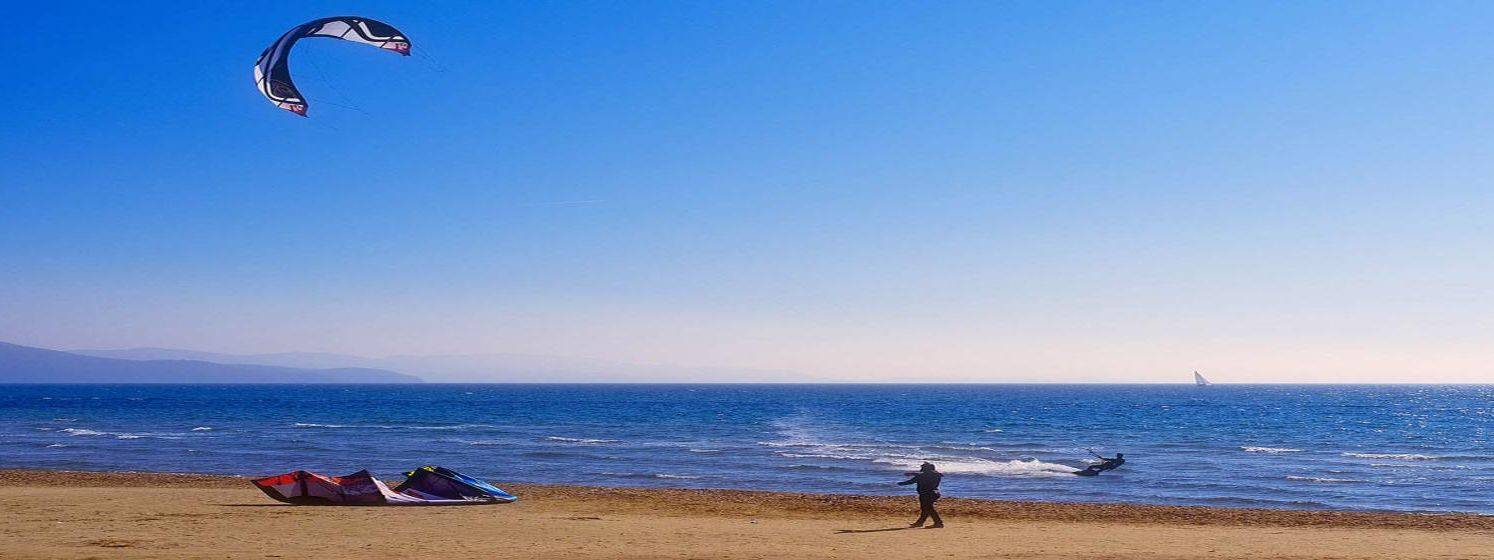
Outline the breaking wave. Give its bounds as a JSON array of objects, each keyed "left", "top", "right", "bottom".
[
  {"left": 1241, "top": 446, "right": 1303, "bottom": 454},
  {"left": 292, "top": 422, "right": 365, "bottom": 429},
  {"left": 60, "top": 428, "right": 183, "bottom": 440},
  {"left": 545, "top": 436, "right": 619, "bottom": 444},
  {"left": 408, "top": 424, "right": 503, "bottom": 430},
  {"left": 1343, "top": 453, "right": 1438, "bottom": 461},
  {"left": 1286, "top": 476, "right": 1362, "bottom": 483},
  {"left": 760, "top": 414, "right": 1078, "bottom": 478},
  {"left": 781, "top": 464, "right": 858, "bottom": 472},
  {"left": 293, "top": 422, "right": 500, "bottom": 431},
  {"left": 873, "top": 456, "right": 1077, "bottom": 477}
]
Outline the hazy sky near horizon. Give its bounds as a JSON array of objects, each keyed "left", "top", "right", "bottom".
[{"left": 5, "top": 2, "right": 1494, "bottom": 382}]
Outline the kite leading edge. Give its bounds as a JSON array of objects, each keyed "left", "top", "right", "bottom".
[{"left": 252, "top": 16, "right": 411, "bottom": 117}]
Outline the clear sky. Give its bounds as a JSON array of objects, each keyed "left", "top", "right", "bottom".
[{"left": 4, "top": 2, "right": 1494, "bottom": 382}]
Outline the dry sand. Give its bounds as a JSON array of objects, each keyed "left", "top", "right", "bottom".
[{"left": 1, "top": 469, "right": 1489, "bottom": 559}]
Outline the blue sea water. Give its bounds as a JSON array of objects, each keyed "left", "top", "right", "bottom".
[{"left": 1, "top": 384, "right": 1490, "bottom": 514}]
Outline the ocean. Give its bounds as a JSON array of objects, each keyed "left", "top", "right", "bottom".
[{"left": 1, "top": 384, "right": 1489, "bottom": 514}]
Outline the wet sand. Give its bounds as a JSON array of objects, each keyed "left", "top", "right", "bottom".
[{"left": 1, "top": 469, "right": 1489, "bottom": 559}]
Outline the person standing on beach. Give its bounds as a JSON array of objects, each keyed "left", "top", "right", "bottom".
[{"left": 898, "top": 462, "right": 944, "bottom": 528}]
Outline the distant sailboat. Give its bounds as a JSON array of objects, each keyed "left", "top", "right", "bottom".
[{"left": 1194, "top": 371, "right": 1212, "bottom": 386}]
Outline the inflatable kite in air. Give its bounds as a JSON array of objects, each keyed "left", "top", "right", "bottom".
[
  {"left": 252, "top": 16, "right": 411, "bottom": 116},
  {"left": 251, "top": 466, "right": 516, "bottom": 505}
]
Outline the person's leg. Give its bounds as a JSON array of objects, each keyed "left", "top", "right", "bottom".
[
  {"left": 908, "top": 495, "right": 932, "bottom": 525},
  {"left": 927, "top": 499, "right": 943, "bottom": 528},
  {"left": 911, "top": 494, "right": 931, "bottom": 527}
]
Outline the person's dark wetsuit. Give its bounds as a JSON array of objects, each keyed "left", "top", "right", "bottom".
[
  {"left": 1078, "top": 453, "right": 1125, "bottom": 476},
  {"left": 898, "top": 462, "right": 943, "bottom": 528}
]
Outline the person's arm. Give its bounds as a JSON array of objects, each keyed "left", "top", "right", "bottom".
[{"left": 897, "top": 475, "right": 918, "bottom": 485}]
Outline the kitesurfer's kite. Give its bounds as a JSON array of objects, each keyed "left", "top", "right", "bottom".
[
  {"left": 251, "top": 466, "right": 516, "bottom": 505},
  {"left": 252, "top": 16, "right": 410, "bottom": 116}
]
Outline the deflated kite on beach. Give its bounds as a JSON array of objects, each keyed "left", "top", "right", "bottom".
[
  {"left": 396, "top": 465, "right": 517, "bottom": 502},
  {"left": 252, "top": 466, "right": 515, "bottom": 505}
]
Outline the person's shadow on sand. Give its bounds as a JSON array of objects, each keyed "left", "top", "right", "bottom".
[{"left": 834, "top": 527, "right": 915, "bottom": 534}]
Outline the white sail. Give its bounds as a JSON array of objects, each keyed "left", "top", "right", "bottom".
[{"left": 1194, "top": 371, "right": 1211, "bottom": 386}]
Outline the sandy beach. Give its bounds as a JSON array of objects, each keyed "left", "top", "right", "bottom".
[{"left": 1, "top": 470, "right": 1489, "bottom": 559}]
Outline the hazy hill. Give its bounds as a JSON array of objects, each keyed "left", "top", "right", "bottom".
[
  {"left": 0, "top": 341, "right": 420, "bottom": 383},
  {"left": 74, "top": 347, "right": 809, "bottom": 382}
]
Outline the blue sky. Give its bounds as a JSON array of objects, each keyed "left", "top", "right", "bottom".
[{"left": 4, "top": 2, "right": 1494, "bottom": 381}]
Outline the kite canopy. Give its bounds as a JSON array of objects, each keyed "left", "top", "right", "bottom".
[
  {"left": 252, "top": 16, "right": 411, "bottom": 116},
  {"left": 251, "top": 467, "right": 513, "bottom": 506},
  {"left": 395, "top": 466, "right": 518, "bottom": 503}
]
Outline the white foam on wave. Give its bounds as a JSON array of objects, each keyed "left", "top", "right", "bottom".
[
  {"left": 874, "top": 456, "right": 1077, "bottom": 477},
  {"left": 59, "top": 427, "right": 181, "bottom": 440},
  {"left": 598, "top": 472, "right": 702, "bottom": 480},
  {"left": 1286, "top": 475, "right": 1361, "bottom": 483},
  {"left": 1241, "top": 446, "right": 1303, "bottom": 454},
  {"left": 776, "top": 451, "right": 871, "bottom": 460},
  {"left": 1343, "top": 452, "right": 1437, "bottom": 461},
  {"left": 932, "top": 442, "right": 998, "bottom": 452},
  {"left": 191, "top": 427, "right": 212, "bottom": 431},
  {"left": 687, "top": 448, "right": 722, "bottom": 454},
  {"left": 45, "top": 443, "right": 67, "bottom": 448},
  {"left": 758, "top": 439, "right": 918, "bottom": 451},
  {"left": 759, "top": 415, "right": 921, "bottom": 461},
  {"left": 293, "top": 422, "right": 499, "bottom": 431},
  {"left": 408, "top": 423, "right": 501, "bottom": 430},
  {"left": 546, "top": 436, "right": 619, "bottom": 444},
  {"left": 761, "top": 414, "right": 1077, "bottom": 478}
]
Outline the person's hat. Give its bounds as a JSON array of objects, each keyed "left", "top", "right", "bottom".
[{"left": 920, "top": 462, "right": 936, "bottom": 472}]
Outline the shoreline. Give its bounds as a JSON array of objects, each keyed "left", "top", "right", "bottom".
[{"left": 3, "top": 469, "right": 1488, "bottom": 531}]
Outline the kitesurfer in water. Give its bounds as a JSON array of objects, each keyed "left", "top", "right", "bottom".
[
  {"left": 898, "top": 462, "right": 944, "bottom": 528},
  {"left": 1077, "top": 452, "right": 1124, "bottom": 476}
]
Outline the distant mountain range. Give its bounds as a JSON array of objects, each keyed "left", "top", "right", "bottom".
[
  {"left": 71, "top": 347, "right": 809, "bottom": 383},
  {"left": 0, "top": 341, "right": 420, "bottom": 383}
]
